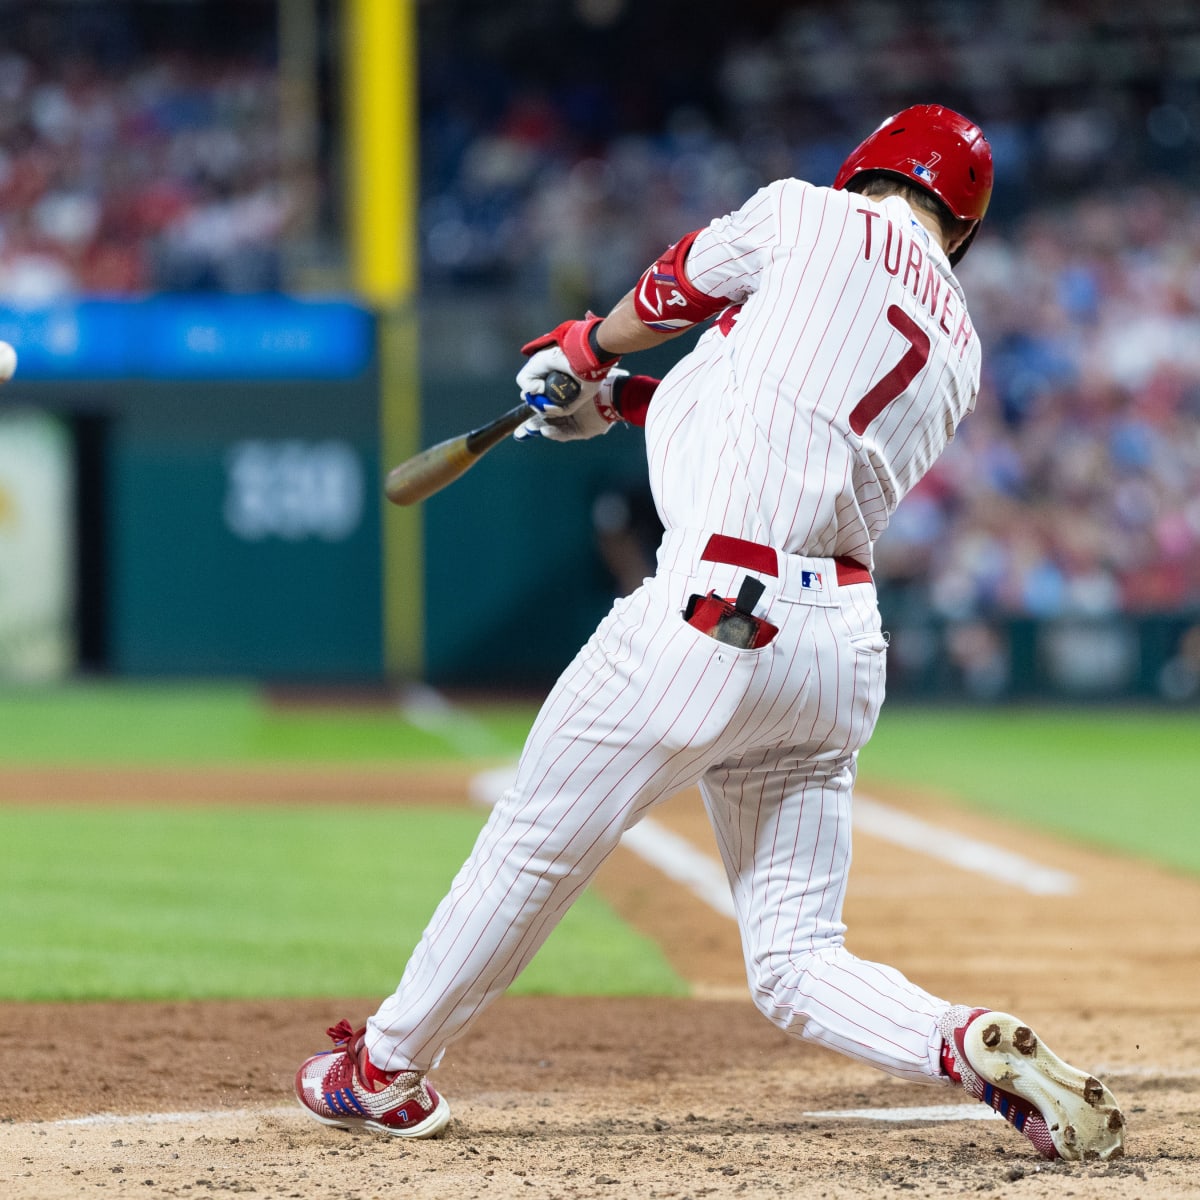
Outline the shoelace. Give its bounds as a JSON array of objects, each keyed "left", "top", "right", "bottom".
[
  {"left": 326, "top": 1019, "right": 357, "bottom": 1047},
  {"left": 323, "top": 1018, "right": 404, "bottom": 1090}
]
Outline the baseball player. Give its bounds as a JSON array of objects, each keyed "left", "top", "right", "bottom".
[{"left": 296, "top": 105, "right": 1125, "bottom": 1162}]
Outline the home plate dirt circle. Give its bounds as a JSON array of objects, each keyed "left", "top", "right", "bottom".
[{"left": 2, "top": 766, "right": 1198, "bottom": 1199}]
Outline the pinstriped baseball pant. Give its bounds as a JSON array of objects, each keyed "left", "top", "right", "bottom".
[{"left": 367, "top": 531, "right": 949, "bottom": 1085}]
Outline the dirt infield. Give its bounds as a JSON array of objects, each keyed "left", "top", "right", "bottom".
[{"left": 2, "top": 767, "right": 1198, "bottom": 1199}]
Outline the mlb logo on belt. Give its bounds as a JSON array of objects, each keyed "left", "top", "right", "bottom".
[{"left": 801, "top": 570, "right": 824, "bottom": 591}]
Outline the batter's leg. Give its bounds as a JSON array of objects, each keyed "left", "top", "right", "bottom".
[
  {"left": 698, "top": 577, "right": 951, "bottom": 1084},
  {"left": 364, "top": 573, "right": 770, "bottom": 1073},
  {"left": 701, "top": 751, "right": 949, "bottom": 1084}
]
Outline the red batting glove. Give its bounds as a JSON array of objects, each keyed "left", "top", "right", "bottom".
[{"left": 520, "top": 314, "right": 618, "bottom": 382}]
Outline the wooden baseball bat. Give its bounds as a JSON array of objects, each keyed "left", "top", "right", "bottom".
[{"left": 384, "top": 370, "right": 580, "bottom": 506}]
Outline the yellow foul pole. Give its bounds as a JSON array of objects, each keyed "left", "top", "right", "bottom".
[{"left": 345, "top": 0, "right": 422, "bottom": 678}]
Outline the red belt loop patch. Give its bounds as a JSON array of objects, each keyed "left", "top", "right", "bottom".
[
  {"left": 700, "top": 533, "right": 871, "bottom": 587},
  {"left": 832, "top": 556, "right": 873, "bottom": 586},
  {"left": 700, "top": 534, "right": 779, "bottom": 577}
]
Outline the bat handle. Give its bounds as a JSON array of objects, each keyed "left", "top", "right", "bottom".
[
  {"left": 464, "top": 402, "right": 536, "bottom": 452},
  {"left": 463, "top": 369, "right": 581, "bottom": 448}
]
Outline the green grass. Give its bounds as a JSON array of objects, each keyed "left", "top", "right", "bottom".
[
  {"left": 3, "top": 686, "right": 1197, "bottom": 1002},
  {"left": 859, "top": 707, "right": 1200, "bottom": 876},
  {"left": 0, "top": 804, "right": 686, "bottom": 1001},
  {"left": 0, "top": 681, "right": 538, "bottom": 764}
]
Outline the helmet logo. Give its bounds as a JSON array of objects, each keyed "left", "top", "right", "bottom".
[{"left": 909, "top": 151, "right": 941, "bottom": 184}]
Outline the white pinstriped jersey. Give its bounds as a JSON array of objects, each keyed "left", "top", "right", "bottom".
[{"left": 644, "top": 180, "right": 981, "bottom": 569}]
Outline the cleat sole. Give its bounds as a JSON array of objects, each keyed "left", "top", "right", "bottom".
[{"left": 964, "top": 1012, "right": 1124, "bottom": 1162}]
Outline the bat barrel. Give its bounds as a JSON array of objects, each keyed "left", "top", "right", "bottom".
[{"left": 383, "top": 370, "right": 582, "bottom": 506}]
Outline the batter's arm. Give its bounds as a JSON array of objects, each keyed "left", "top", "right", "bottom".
[
  {"left": 518, "top": 232, "right": 728, "bottom": 424},
  {"left": 589, "top": 238, "right": 731, "bottom": 424},
  {"left": 516, "top": 292, "right": 681, "bottom": 431},
  {"left": 595, "top": 224, "right": 736, "bottom": 355},
  {"left": 593, "top": 289, "right": 687, "bottom": 356}
]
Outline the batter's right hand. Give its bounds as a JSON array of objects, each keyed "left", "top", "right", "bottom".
[
  {"left": 517, "top": 346, "right": 598, "bottom": 415},
  {"left": 515, "top": 370, "right": 627, "bottom": 443}
]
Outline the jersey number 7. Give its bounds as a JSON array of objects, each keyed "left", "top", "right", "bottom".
[{"left": 849, "top": 305, "right": 931, "bottom": 435}]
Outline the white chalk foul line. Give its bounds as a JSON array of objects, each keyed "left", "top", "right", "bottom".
[
  {"left": 399, "top": 684, "right": 515, "bottom": 758},
  {"left": 469, "top": 766, "right": 1076, "bottom": 916},
  {"left": 38, "top": 1102, "right": 1001, "bottom": 1131},
  {"left": 804, "top": 1104, "right": 1002, "bottom": 1123},
  {"left": 620, "top": 818, "right": 737, "bottom": 919},
  {"left": 467, "top": 762, "right": 527, "bottom": 809},
  {"left": 853, "top": 795, "right": 1077, "bottom": 896}
]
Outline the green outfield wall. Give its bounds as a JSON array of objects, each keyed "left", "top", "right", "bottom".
[{"left": 0, "top": 298, "right": 1197, "bottom": 703}]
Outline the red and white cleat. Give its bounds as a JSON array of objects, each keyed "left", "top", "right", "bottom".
[{"left": 295, "top": 1020, "right": 451, "bottom": 1139}]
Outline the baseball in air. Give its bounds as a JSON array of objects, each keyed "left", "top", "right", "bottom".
[{"left": 0, "top": 341, "right": 16, "bottom": 382}]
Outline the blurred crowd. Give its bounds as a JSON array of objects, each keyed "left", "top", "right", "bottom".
[
  {"left": 0, "top": 11, "right": 296, "bottom": 298},
  {"left": 1, "top": 0, "right": 1198, "bottom": 624}
]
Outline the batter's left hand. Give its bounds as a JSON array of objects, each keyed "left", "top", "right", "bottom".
[{"left": 516, "top": 314, "right": 621, "bottom": 415}]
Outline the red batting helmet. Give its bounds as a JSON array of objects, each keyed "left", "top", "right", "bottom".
[{"left": 834, "top": 104, "right": 993, "bottom": 242}]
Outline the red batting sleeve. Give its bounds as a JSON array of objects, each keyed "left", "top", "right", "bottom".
[
  {"left": 613, "top": 374, "right": 659, "bottom": 426},
  {"left": 632, "top": 230, "right": 729, "bottom": 331}
]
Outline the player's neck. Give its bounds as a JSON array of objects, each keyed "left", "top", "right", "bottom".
[{"left": 909, "top": 207, "right": 949, "bottom": 255}]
